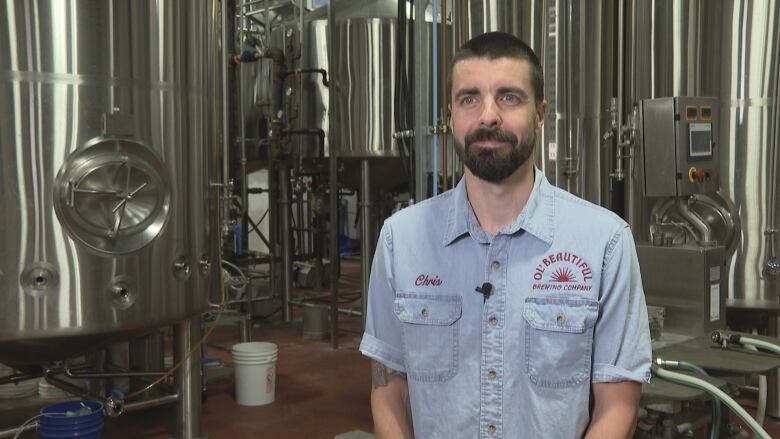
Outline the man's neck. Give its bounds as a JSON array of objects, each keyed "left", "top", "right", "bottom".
[{"left": 465, "top": 162, "right": 535, "bottom": 236}]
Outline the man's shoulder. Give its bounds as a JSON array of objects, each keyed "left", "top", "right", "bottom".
[{"left": 547, "top": 184, "right": 628, "bottom": 232}]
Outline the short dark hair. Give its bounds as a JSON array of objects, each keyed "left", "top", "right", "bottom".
[{"left": 449, "top": 32, "right": 544, "bottom": 104}]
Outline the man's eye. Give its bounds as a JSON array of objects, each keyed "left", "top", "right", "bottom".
[
  {"left": 461, "top": 96, "right": 476, "bottom": 105},
  {"left": 502, "top": 94, "right": 520, "bottom": 104}
]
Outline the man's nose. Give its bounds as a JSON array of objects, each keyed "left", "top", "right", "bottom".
[{"left": 479, "top": 99, "right": 502, "bottom": 128}]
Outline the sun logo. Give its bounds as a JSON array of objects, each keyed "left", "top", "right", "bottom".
[{"left": 551, "top": 267, "right": 576, "bottom": 282}]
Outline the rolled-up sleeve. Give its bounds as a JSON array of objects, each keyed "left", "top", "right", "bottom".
[
  {"left": 359, "top": 222, "right": 406, "bottom": 372},
  {"left": 592, "top": 225, "right": 652, "bottom": 384}
]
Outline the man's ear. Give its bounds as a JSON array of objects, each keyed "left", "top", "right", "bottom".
[
  {"left": 536, "top": 100, "right": 548, "bottom": 130},
  {"left": 447, "top": 105, "right": 452, "bottom": 131}
]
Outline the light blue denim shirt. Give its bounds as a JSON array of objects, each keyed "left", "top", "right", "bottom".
[{"left": 360, "top": 168, "right": 652, "bottom": 439}]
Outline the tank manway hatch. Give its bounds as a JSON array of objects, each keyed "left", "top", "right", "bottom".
[{"left": 53, "top": 137, "right": 172, "bottom": 255}]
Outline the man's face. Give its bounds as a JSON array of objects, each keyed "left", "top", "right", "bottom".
[{"left": 449, "top": 57, "right": 546, "bottom": 183}]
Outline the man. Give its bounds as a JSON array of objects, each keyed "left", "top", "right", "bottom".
[{"left": 359, "top": 32, "right": 651, "bottom": 438}]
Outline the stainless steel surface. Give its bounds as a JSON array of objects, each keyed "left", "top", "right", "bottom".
[
  {"left": 0, "top": 1, "right": 221, "bottom": 362},
  {"left": 465, "top": 0, "right": 544, "bottom": 51},
  {"left": 302, "top": 305, "right": 329, "bottom": 340},
  {"left": 328, "top": 0, "right": 340, "bottom": 350},
  {"left": 279, "top": 163, "right": 293, "bottom": 323},
  {"left": 636, "top": 244, "right": 727, "bottom": 337},
  {"left": 539, "top": 0, "right": 617, "bottom": 205},
  {"left": 294, "top": 0, "right": 406, "bottom": 158},
  {"left": 123, "top": 393, "right": 179, "bottom": 413},
  {"left": 614, "top": 0, "right": 625, "bottom": 183},
  {"left": 650, "top": 192, "right": 741, "bottom": 260},
  {"left": 360, "top": 160, "right": 373, "bottom": 329},
  {"left": 174, "top": 318, "right": 205, "bottom": 439},
  {"left": 675, "top": 197, "right": 713, "bottom": 246},
  {"left": 626, "top": 0, "right": 780, "bottom": 304},
  {"left": 639, "top": 97, "right": 720, "bottom": 197},
  {"left": 413, "top": 0, "right": 430, "bottom": 201},
  {"left": 290, "top": 298, "right": 363, "bottom": 317},
  {"left": 727, "top": 298, "right": 780, "bottom": 313}
]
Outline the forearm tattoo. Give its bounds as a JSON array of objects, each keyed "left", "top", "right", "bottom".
[{"left": 372, "top": 360, "right": 407, "bottom": 388}]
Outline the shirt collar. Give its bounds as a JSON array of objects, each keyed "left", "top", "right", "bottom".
[{"left": 443, "top": 167, "right": 555, "bottom": 246}]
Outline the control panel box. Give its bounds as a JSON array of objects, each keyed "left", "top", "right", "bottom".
[{"left": 640, "top": 97, "right": 720, "bottom": 197}]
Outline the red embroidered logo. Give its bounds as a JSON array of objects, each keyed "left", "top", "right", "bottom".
[
  {"left": 532, "top": 252, "right": 593, "bottom": 292},
  {"left": 551, "top": 267, "right": 576, "bottom": 282},
  {"left": 415, "top": 274, "right": 443, "bottom": 286}
]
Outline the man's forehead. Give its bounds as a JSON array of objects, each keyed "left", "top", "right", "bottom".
[{"left": 451, "top": 57, "right": 533, "bottom": 91}]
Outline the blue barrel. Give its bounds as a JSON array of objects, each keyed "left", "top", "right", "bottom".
[{"left": 38, "top": 400, "right": 104, "bottom": 439}]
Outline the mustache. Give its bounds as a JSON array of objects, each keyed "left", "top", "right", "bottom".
[{"left": 465, "top": 128, "right": 518, "bottom": 146}]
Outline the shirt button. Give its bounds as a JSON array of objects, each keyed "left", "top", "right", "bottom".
[
  {"left": 489, "top": 316, "right": 498, "bottom": 327},
  {"left": 491, "top": 260, "right": 501, "bottom": 271},
  {"left": 421, "top": 307, "right": 430, "bottom": 318},
  {"left": 487, "top": 425, "right": 497, "bottom": 434},
  {"left": 556, "top": 313, "right": 566, "bottom": 326},
  {"left": 487, "top": 370, "right": 497, "bottom": 380}
]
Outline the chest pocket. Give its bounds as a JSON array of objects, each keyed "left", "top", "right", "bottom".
[
  {"left": 394, "top": 293, "right": 462, "bottom": 382},
  {"left": 523, "top": 296, "right": 599, "bottom": 388}
]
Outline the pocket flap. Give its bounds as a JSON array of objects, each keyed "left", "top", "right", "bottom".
[
  {"left": 523, "top": 297, "right": 599, "bottom": 333},
  {"left": 394, "top": 293, "right": 462, "bottom": 325}
]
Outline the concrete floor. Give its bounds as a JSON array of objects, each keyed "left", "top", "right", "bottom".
[{"left": 104, "top": 317, "right": 373, "bottom": 439}]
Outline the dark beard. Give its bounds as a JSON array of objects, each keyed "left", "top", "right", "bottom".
[{"left": 456, "top": 127, "right": 535, "bottom": 183}]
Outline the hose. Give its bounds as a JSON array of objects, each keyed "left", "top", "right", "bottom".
[
  {"left": 655, "top": 359, "right": 719, "bottom": 439},
  {"left": 743, "top": 345, "right": 767, "bottom": 429},
  {"left": 739, "top": 336, "right": 780, "bottom": 355},
  {"left": 651, "top": 365, "right": 770, "bottom": 439}
]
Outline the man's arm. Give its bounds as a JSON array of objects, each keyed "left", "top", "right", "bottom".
[
  {"left": 371, "top": 360, "right": 414, "bottom": 439},
  {"left": 584, "top": 381, "right": 641, "bottom": 439}
]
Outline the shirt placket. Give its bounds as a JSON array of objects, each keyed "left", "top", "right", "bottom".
[{"left": 480, "top": 235, "right": 507, "bottom": 438}]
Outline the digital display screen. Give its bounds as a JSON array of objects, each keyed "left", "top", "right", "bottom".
[{"left": 689, "top": 123, "right": 712, "bottom": 157}]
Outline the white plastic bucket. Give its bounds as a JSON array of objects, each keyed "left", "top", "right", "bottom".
[{"left": 231, "top": 342, "right": 278, "bottom": 406}]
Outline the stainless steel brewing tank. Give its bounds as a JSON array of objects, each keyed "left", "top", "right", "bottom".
[
  {"left": 298, "top": 0, "right": 406, "bottom": 159},
  {"left": 0, "top": 1, "right": 222, "bottom": 362},
  {"left": 626, "top": 0, "right": 780, "bottom": 301},
  {"left": 463, "top": 0, "right": 545, "bottom": 52}
]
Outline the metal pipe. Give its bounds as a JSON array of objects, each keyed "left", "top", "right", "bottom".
[
  {"left": 440, "top": 0, "right": 449, "bottom": 192},
  {"left": 328, "top": 0, "right": 340, "bottom": 350},
  {"left": 239, "top": 2, "right": 249, "bottom": 255},
  {"left": 268, "top": 160, "right": 278, "bottom": 311},
  {"left": 360, "top": 160, "right": 373, "bottom": 329},
  {"left": 432, "top": 0, "right": 440, "bottom": 197},
  {"left": 279, "top": 162, "right": 293, "bottom": 322},
  {"left": 64, "top": 367, "right": 167, "bottom": 378},
  {"left": 0, "top": 373, "right": 39, "bottom": 385},
  {"left": 123, "top": 393, "right": 180, "bottom": 413},
  {"left": 414, "top": 0, "right": 430, "bottom": 201},
  {"left": 237, "top": 0, "right": 268, "bottom": 8},
  {"left": 614, "top": 0, "right": 625, "bottom": 182},
  {"left": 174, "top": 317, "right": 204, "bottom": 439},
  {"left": 43, "top": 373, "right": 93, "bottom": 399},
  {"left": 563, "top": 0, "right": 575, "bottom": 193},
  {"left": 296, "top": 184, "right": 306, "bottom": 254},
  {"left": 676, "top": 197, "right": 713, "bottom": 245},
  {"left": 290, "top": 298, "right": 363, "bottom": 317},
  {"left": 221, "top": 0, "right": 231, "bottom": 228}
]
